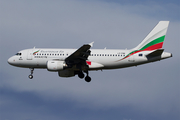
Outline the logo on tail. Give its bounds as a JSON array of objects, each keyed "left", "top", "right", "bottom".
[
  {"left": 119, "top": 21, "right": 169, "bottom": 61},
  {"left": 134, "top": 21, "right": 169, "bottom": 50}
]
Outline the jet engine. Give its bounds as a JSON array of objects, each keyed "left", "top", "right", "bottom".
[{"left": 47, "top": 60, "right": 66, "bottom": 71}]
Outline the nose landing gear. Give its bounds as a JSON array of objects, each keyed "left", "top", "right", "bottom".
[{"left": 28, "top": 68, "right": 34, "bottom": 79}]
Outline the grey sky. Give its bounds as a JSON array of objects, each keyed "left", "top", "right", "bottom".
[{"left": 0, "top": 0, "right": 180, "bottom": 120}]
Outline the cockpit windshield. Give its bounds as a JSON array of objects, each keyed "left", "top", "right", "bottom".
[{"left": 15, "top": 53, "right": 22, "bottom": 56}]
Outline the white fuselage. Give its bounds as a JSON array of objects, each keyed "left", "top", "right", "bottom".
[{"left": 8, "top": 48, "right": 172, "bottom": 70}]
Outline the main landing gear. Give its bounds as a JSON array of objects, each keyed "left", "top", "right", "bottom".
[
  {"left": 84, "top": 71, "right": 91, "bottom": 82},
  {"left": 78, "top": 71, "right": 91, "bottom": 82},
  {"left": 28, "top": 68, "right": 34, "bottom": 79},
  {"left": 78, "top": 71, "right": 85, "bottom": 79}
]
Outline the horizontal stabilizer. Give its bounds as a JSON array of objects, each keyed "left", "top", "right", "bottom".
[{"left": 146, "top": 49, "right": 164, "bottom": 57}]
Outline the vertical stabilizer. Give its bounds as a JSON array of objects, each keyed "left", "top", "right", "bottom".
[{"left": 133, "top": 21, "right": 169, "bottom": 51}]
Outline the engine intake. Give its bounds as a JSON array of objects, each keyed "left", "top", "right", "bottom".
[{"left": 47, "top": 60, "right": 66, "bottom": 71}]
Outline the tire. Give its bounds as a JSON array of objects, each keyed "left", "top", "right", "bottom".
[
  {"left": 85, "top": 76, "right": 91, "bottom": 82},
  {"left": 78, "top": 72, "right": 85, "bottom": 79},
  {"left": 28, "top": 75, "right": 33, "bottom": 79}
]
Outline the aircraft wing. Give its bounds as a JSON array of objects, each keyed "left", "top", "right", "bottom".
[{"left": 65, "top": 42, "right": 94, "bottom": 66}]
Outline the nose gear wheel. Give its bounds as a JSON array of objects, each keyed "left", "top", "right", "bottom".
[{"left": 28, "top": 68, "right": 34, "bottom": 79}]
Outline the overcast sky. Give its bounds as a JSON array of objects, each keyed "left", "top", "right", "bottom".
[{"left": 0, "top": 0, "right": 180, "bottom": 120}]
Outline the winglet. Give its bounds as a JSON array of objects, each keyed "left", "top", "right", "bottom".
[{"left": 89, "top": 42, "right": 94, "bottom": 47}]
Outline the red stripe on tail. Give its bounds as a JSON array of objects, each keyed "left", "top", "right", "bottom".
[{"left": 143, "top": 42, "right": 163, "bottom": 51}]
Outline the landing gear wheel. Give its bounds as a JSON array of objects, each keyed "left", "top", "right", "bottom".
[
  {"left": 28, "top": 68, "right": 34, "bottom": 79},
  {"left": 85, "top": 76, "right": 91, "bottom": 82},
  {"left": 78, "top": 72, "right": 85, "bottom": 79},
  {"left": 28, "top": 75, "right": 33, "bottom": 79},
  {"left": 84, "top": 70, "right": 91, "bottom": 82}
]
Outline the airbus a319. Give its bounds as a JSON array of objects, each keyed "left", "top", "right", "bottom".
[{"left": 8, "top": 21, "right": 172, "bottom": 82}]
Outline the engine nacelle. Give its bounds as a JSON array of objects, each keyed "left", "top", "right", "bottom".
[
  {"left": 47, "top": 60, "right": 66, "bottom": 71},
  {"left": 58, "top": 70, "right": 75, "bottom": 77}
]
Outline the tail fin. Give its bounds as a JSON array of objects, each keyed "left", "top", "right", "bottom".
[{"left": 133, "top": 21, "right": 169, "bottom": 51}]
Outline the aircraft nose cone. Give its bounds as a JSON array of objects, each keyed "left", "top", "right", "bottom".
[{"left": 8, "top": 57, "right": 14, "bottom": 65}]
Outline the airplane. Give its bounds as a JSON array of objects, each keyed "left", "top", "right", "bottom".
[{"left": 8, "top": 21, "right": 172, "bottom": 82}]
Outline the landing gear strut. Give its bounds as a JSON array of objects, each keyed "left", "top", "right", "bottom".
[
  {"left": 28, "top": 68, "right": 34, "bottom": 79},
  {"left": 84, "top": 71, "right": 91, "bottom": 82}
]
